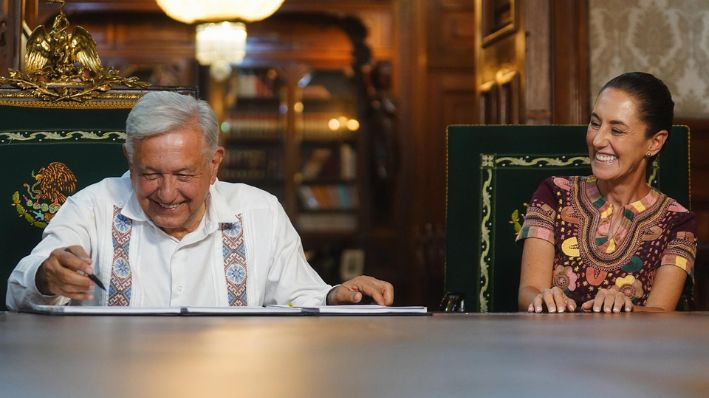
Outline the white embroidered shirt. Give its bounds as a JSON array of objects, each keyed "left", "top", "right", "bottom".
[{"left": 6, "top": 175, "right": 331, "bottom": 310}]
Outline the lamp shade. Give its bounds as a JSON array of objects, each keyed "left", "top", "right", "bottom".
[{"left": 156, "top": 0, "right": 285, "bottom": 24}]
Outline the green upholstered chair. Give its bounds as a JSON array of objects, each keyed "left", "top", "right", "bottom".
[
  {"left": 0, "top": 91, "right": 145, "bottom": 309},
  {"left": 444, "top": 125, "right": 691, "bottom": 312}
]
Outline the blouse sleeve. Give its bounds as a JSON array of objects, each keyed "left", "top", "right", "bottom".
[
  {"left": 515, "top": 177, "right": 558, "bottom": 245},
  {"left": 660, "top": 209, "right": 697, "bottom": 274}
]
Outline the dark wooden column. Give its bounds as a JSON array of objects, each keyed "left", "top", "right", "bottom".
[{"left": 395, "top": 0, "right": 475, "bottom": 307}]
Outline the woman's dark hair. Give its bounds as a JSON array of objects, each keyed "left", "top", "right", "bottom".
[{"left": 600, "top": 72, "right": 674, "bottom": 138}]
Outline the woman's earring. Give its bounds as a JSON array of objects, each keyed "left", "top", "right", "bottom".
[{"left": 646, "top": 152, "right": 653, "bottom": 158}]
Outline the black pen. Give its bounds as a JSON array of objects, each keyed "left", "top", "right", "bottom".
[
  {"left": 64, "top": 247, "right": 106, "bottom": 291},
  {"left": 87, "top": 273, "right": 106, "bottom": 291}
]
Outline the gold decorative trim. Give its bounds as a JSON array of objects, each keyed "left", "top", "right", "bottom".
[
  {"left": 0, "top": 131, "right": 126, "bottom": 142},
  {"left": 478, "top": 155, "right": 495, "bottom": 312},
  {"left": 0, "top": 91, "right": 146, "bottom": 109}
]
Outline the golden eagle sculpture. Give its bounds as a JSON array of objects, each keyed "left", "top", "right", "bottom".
[
  {"left": 0, "top": 0, "right": 149, "bottom": 102},
  {"left": 25, "top": 11, "right": 102, "bottom": 77}
]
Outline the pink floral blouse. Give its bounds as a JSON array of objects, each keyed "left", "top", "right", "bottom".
[{"left": 517, "top": 176, "right": 697, "bottom": 306}]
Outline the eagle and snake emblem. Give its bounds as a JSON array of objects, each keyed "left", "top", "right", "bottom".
[{"left": 11, "top": 162, "right": 78, "bottom": 228}]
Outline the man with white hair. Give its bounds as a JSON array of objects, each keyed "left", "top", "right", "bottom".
[{"left": 7, "top": 91, "right": 393, "bottom": 310}]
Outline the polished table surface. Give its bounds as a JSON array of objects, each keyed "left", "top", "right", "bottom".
[{"left": 1, "top": 311, "right": 708, "bottom": 398}]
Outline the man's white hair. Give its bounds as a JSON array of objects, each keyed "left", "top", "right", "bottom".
[{"left": 124, "top": 91, "right": 219, "bottom": 161}]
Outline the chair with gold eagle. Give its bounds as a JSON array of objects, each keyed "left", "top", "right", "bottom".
[
  {"left": 443, "top": 125, "right": 693, "bottom": 312},
  {"left": 0, "top": 2, "right": 153, "bottom": 309}
]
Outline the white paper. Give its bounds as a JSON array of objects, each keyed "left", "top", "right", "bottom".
[
  {"left": 305, "top": 305, "right": 428, "bottom": 315},
  {"left": 184, "top": 306, "right": 302, "bottom": 315},
  {"left": 28, "top": 304, "right": 427, "bottom": 316}
]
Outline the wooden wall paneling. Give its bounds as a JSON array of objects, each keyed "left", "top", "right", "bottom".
[
  {"left": 349, "top": 9, "right": 394, "bottom": 62},
  {"left": 474, "top": 0, "right": 590, "bottom": 126},
  {"left": 383, "top": 0, "right": 411, "bottom": 304},
  {"left": 496, "top": 68, "right": 520, "bottom": 124},
  {"left": 550, "top": 0, "right": 590, "bottom": 124},
  {"left": 278, "top": 0, "right": 395, "bottom": 63},
  {"left": 474, "top": 0, "right": 524, "bottom": 125},
  {"left": 479, "top": 80, "right": 499, "bottom": 124},
  {"left": 393, "top": 0, "right": 428, "bottom": 305},
  {"left": 396, "top": 0, "right": 475, "bottom": 307},
  {"left": 426, "top": 0, "right": 475, "bottom": 69},
  {"left": 480, "top": 0, "right": 517, "bottom": 47},
  {"left": 522, "top": 0, "right": 551, "bottom": 125},
  {"left": 70, "top": 13, "right": 197, "bottom": 87},
  {"left": 63, "top": 0, "right": 161, "bottom": 13}
]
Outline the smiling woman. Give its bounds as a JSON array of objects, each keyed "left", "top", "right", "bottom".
[{"left": 516, "top": 72, "right": 697, "bottom": 314}]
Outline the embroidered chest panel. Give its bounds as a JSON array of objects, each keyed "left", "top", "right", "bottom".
[
  {"left": 107, "top": 209, "right": 248, "bottom": 306},
  {"left": 569, "top": 177, "right": 672, "bottom": 273}
]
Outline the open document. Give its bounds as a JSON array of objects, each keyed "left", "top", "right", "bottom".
[
  {"left": 271, "top": 305, "right": 429, "bottom": 315},
  {"left": 28, "top": 303, "right": 428, "bottom": 316}
]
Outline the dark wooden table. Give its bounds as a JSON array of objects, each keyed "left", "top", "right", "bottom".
[{"left": 1, "top": 311, "right": 708, "bottom": 397}]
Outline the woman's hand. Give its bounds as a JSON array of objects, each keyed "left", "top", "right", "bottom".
[
  {"left": 528, "top": 286, "right": 577, "bottom": 313},
  {"left": 581, "top": 286, "right": 633, "bottom": 313}
]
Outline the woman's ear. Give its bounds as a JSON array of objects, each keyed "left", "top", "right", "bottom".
[{"left": 648, "top": 129, "right": 669, "bottom": 156}]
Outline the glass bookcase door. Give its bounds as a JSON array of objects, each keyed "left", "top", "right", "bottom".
[
  {"left": 219, "top": 68, "right": 286, "bottom": 200},
  {"left": 294, "top": 69, "right": 361, "bottom": 238}
]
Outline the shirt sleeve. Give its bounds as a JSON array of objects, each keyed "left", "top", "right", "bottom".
[
  {"left": 262, "top": 198, "right": 332, "bottom": 307},
  {"left": 6, "top": 193, "right": 94, "bottom": 311},
  {"left": 515, "top": 177, "right": 559, "bottom": 245},
  {"left": 660, "top": 209, "right": 697, "bottom": 274}
]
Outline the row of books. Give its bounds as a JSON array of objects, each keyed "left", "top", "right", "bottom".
[
  {"left": 298, "top": 184, "right": 359, "bottom": 210},
  {"left": 301, "top": 144, "right": 356, "bottom": 180},
  {"left": 224, "top": 113, "right": 284, "bottom": 138},
  {"left": 297, "top": 213, "right": 358, "bottom": 233},
  {"left": 221, "top": 149, "right": 283, "bottom": 179}
]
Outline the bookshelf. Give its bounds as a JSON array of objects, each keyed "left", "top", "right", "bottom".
[
  {"left": 217, "top": 65, "right": 367, "bottom": 285},
  {"left": 219, "top": 68, "right": 286, "bottom": 198}
]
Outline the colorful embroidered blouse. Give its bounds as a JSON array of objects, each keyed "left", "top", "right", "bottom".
[{"left": 517, "top": 176, "right": 697, "bottom": 306}]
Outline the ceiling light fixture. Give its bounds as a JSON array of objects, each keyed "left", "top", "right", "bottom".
[{"left": 156, "top": 0, "right": 285, "bottom": 81}]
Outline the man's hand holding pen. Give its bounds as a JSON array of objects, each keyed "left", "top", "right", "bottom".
[{"left": 35, "top": 245, "right": 104, "bottom": 300}]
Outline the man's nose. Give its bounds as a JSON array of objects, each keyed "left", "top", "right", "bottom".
[{"left": 156, "top": 175, "right": 177, "bottom": 202}]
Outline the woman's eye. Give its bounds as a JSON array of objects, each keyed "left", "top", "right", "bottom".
[{"left": 589, "top": 120, "right": 600, "bottom": 128}]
